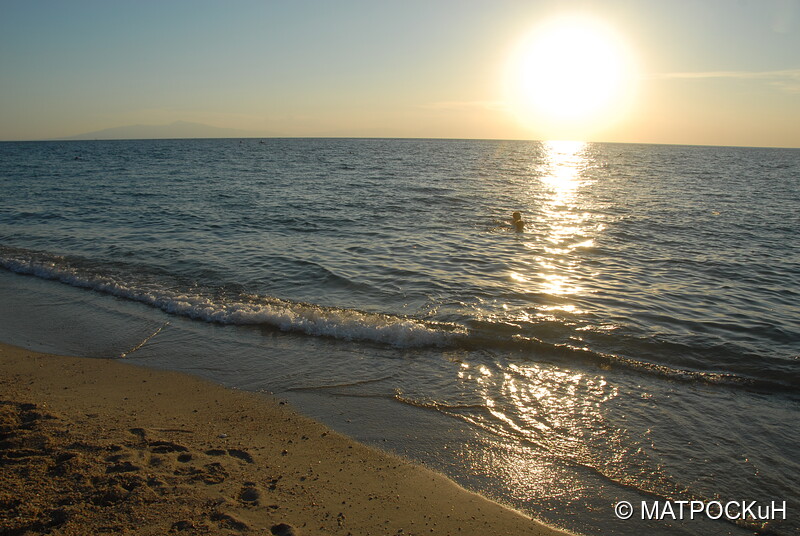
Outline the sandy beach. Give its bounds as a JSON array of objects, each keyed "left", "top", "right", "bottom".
[{"left": 0, "top": 341, "right": 570, "bottom": 536}]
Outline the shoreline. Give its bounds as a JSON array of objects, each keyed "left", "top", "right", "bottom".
[{"left": 0, "top": 341, "right": 572, "bottom": 536}]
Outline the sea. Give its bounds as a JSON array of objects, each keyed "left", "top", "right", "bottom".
[{"left": 0, "top": 138, "right": 797, "bottom": 535}]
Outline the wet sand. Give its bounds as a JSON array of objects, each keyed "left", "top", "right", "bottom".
[{"left": 0, "top": 342, "right": 570, "bottom": 536}]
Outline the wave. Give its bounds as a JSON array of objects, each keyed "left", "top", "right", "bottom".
[
  {"left": 0, "top": 245, "right": 461, "bottom": 348},
  {"left": 464, "top": 332, "right": 800, "bottom": 393},
  {"left": 1, "top": 245, "right": 796, "bottom": 393}
]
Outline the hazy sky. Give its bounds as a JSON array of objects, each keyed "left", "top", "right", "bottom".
[{"left": 1, "top": 0, "right": 798, "bottom": 147}]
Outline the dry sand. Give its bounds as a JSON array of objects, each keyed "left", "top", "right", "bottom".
[{"left": 0, "top": 342, "right": 571, "bottom": 536}]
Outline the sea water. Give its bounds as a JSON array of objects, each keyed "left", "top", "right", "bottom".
[{"left": 0, "top": 138, "right": 797, "bottom": 535}]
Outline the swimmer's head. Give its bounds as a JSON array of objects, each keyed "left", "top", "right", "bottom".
[{"left": 512, "top": 211, "right": 522, "bottom": 221}]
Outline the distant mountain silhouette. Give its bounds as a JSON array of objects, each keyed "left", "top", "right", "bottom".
[{"left": 61, "top": 121, "right": 274, "bottom": 140}]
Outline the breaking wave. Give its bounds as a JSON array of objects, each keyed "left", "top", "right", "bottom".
[
  {"left": 2, "top": 245, "right": 796, "bottom": 393},
  {"left": 0, "top": 246, "right": 461, "bottom": 348}
]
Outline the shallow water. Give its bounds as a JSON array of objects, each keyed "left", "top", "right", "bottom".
[{"left": 1, "top": 138, "right": 798, "bottom": 535}]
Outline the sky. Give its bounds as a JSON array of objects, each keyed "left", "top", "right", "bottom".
[{"left": 1, "top": 0, "right": 798, "bottom": 147}]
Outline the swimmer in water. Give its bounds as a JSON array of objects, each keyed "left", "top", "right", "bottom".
[{"left": 511, "top": 211, "right": 525, "bottom": 232}]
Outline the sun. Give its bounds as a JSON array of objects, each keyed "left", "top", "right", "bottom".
[{"left": 504, "top": 15, "right": 637, "bottom": 139}]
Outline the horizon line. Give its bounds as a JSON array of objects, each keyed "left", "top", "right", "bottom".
[{"left": 1, "top": 135, "right": 798, "bottom": 151}]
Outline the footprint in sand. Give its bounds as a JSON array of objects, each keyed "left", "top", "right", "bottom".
[
  {"left": 238, "top": 484, "right": 261, "bottom": 505},
  {"left": 226, "top": 448, "right": 254, "bottom": 463},
  {"left": 148, "top": 440, "right": 189, "bottom": 454},
  {"left": 271, "top": 523, "right": 300, "bottom": 536},
  {"left": 204, "top": 448, "right": 254, "bottom": 464}
]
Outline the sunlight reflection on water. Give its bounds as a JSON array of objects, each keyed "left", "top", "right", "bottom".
[{"left": 531, "top": 141, "right": 596, "bottom": 299}]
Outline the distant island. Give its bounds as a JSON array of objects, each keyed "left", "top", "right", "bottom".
[{"left": 59, "top": 121, "right": 274, "bottom": 141}]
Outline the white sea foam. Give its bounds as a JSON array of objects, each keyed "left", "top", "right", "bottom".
[{"left": 0, "top": 249, "right": 458, "bottom": 348}]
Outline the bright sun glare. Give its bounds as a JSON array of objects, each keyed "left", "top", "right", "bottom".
[{"left": 505, "top": 15, "right": 637, "bottom": 139}]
